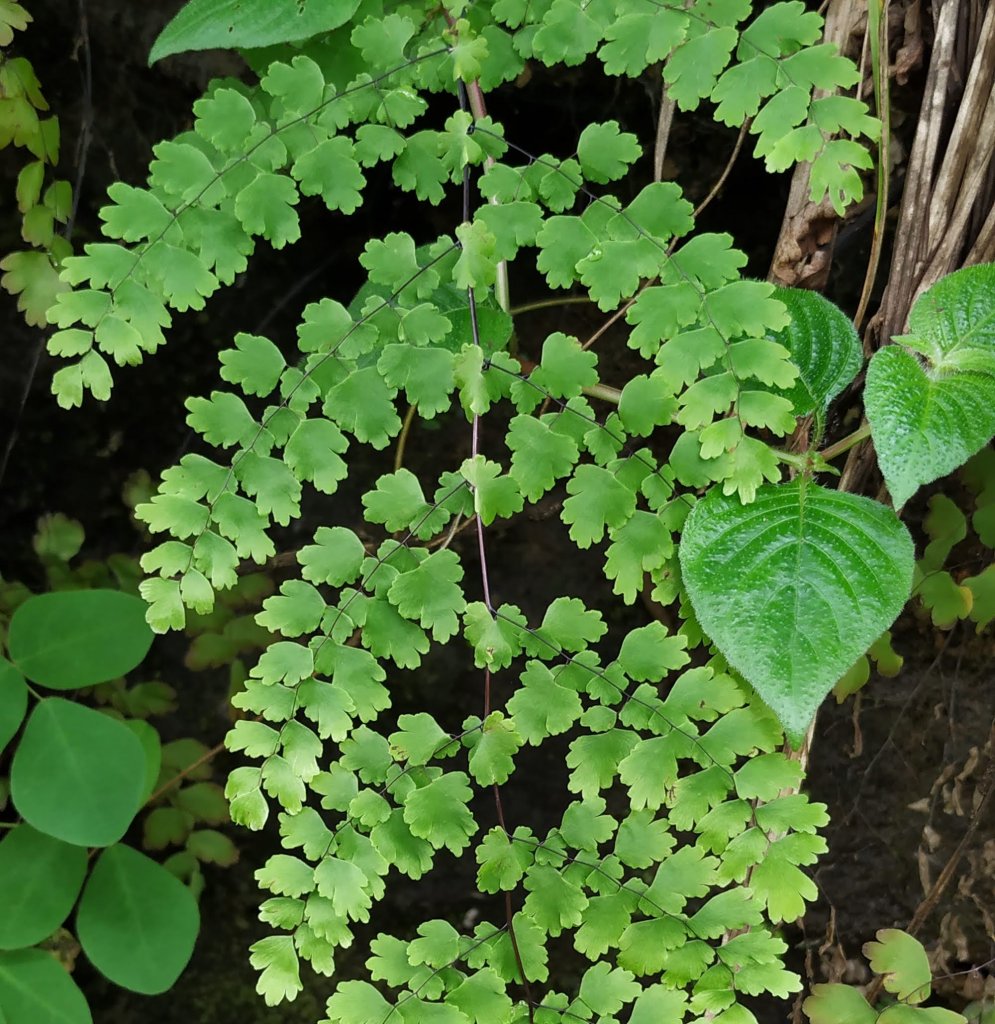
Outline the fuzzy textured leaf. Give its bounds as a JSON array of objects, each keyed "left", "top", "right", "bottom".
[{"left": 680, "top": 481, "right": 914, "bottom": 741}]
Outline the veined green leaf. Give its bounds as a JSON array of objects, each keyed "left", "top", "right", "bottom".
[
  {"left": 679, "top": 481, "right": 914, "bottom": 742},
  {"left": 867, "top": 267, "right": 995, "bottom": 508},
  {"left": 0, "top": 826, "right": 88, "bottom": 949},
  {"left": 867, "top": 347, "right": 995, "bottom": 511},
  {"left": 149, "top": 0, "right": 361, "bottom": 63},
  {"left": 8, "top": 590, "right": 152, "bottom": 689},
  {"left": 770, "top": 287, "right": 862, "bottom": 417},
  {"left": 0, "top": 949, "right": 91, "bottom": 1024}
]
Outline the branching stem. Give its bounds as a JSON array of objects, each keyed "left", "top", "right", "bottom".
[{"left": 146, "top": 738, "right": 226, "bottom": 806}]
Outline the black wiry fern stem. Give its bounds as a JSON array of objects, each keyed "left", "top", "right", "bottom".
[{"left": 456, "top": 72, "right": 535, "bottom": 1023}]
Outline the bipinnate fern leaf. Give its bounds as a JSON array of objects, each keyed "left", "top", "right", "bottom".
[{"left": 38, "top": 2, "right": 898, "bottom": 1019}]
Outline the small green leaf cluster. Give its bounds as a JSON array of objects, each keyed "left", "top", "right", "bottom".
[
  {"left": 0, "top": 1, "right": 74, "bottom": 326},
  {"left": 183, "top": 569, "right": 276, "bottom": 673},
  {"left": 2, "top": 511, "right": 239, "bottom": 892},
  {"left": 804, "top": 929, "right": 966, "bottom": 1023},
  {"left": 0, "top": 587, "right": 198, "bottom": 1022},
  {"left": 44, "top": 14, "right": 514, "bottom": 408},
  {"left": 895, "top": 450, "right": 995, "bottom": 634},
  {"left": 142, "top": 737, "right": 239, "bottom": 889},
  {"left": 495, "top": 0, "right": 877, "bottom": 212},
  {"left": 44, "top": 0, "right": 877, "bottom": 407},
  {"left": 230, "top": 590, "right": 829, "bottom": 1017}
]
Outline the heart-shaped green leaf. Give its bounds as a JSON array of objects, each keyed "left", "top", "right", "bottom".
[
  {"left": 865, "top": 346, "right": 995, "bottom": 510},
  {"left": 771, "top": 287, "right": 862, "bottom": 418},
  {"left": 867, "top": 265, "right": 995, "bottom": 509},
  {"left": 679, "top": 481, "right": 914, "bottom": 743}
]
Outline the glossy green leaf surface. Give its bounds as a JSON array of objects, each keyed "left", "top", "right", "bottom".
[
  {"left": 0, "top": 825, "right": 88, "bottom": 950},
  {"left": 679, "top": 481, "right": 914, "bottom": 742},
  {"left": 771, "top": 286, "right": 862, "bottom": 417},
  {"left": 10, "top": 698, "right": 145, "bottom": 846},
  {"left": 7, "top": 590, "right": 153, "bottom": 689},
  {"left": 0, "top": 658, "right": 27, "bottom": 754},
  {"left": 867, "top": 266, "right": 995, "bottom": 509},
  {"left": 149, "top": 0, "right": 361, "bottom": 64},
  {"left": 0, "top": 949, "right": 91, "bottom": 1024},
  {"left": 77, "top": 844, "right": 200, "bottom": 994}
]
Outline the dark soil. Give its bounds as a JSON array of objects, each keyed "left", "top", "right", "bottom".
[{"left": 3, "top": 3, "right": 994, "bottom": 1022}]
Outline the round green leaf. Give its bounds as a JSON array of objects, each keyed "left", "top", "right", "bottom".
[
  {"left": 770, "top": 287, "right": 862, "bottom": 417},
  {"left": 10, "top": 698, "right": 145, "bottom": 847},
  {"left": 77, "top": 844, "right": 200, "bottom": 994},
  {"left": 0, "top": 659, "right": 27, "bottom": 755},
  {"left": 32, "top": 514, "right": 85, "bottom": 563},
  {"left": 866, "top": 346, "right": 995, "bottom": 510},
  {"left": 0, "top": 948, "right": 91, "bottom": 1024},
  {"left": 679, "top": 480, "right": 914, "bottom": 743},
  {"left": 149, "top": 0, "right": 361, "bottom": 64},
  {"left": 8, "top": 590, "right": 153, "bottom": 689},
  {"left": 0, "top": 826, "right": 88, "bottom": 950},
  {"left": 802, "top": 983, "right": 876, "bottom": 1024}
]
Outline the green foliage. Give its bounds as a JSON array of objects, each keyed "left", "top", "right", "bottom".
[
  {"left": 33, "top": 1, "right": 995, "bottom": 1021},
  {"left": 7, "top": 590, "right": 152, "bottom": 689},
  {"left": 149, "top": 0, "right": 361, "bottom": 64},
  {"left": 0, "top": 948, "right": 92, "bottom": 1024},
  {"left": 804, "top": 930, "right": 966, "bottom": 1024},
  {"left": 769, "top": 287, "right": 863, "bottom": 426},
  {"left": 0, "top": 3, "right": 73, "bottom": 325},
  {"left": 11, "top": 696, "right": 146, "bottom": 845},
  {"left": 866, "top": 266, "right": 995, "bottom": 509},
  {"left": 0, "top": 826, "right": 88, "bottom": 949},
  {"left": 76, "top": 843, "right": 200, "bottom": 994},
  {"left": 0, "top": 512, "right": 236, "bottom": 1023},
  {"left": 865, "top": 929, "right": 934, "bottom": 1004}
]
